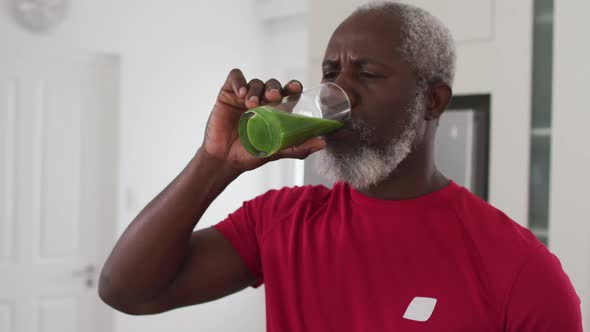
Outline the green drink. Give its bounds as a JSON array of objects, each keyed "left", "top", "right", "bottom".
[{"left": 239, "top": 106, "right": 343, "bottom": 157}]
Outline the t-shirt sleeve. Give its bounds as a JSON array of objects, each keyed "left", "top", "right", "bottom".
[
  {"left": 505, "top": 245, "right": 582, "bottom": 331},
  {"left": 213, "top": 194, "right": 266, "bottom": 288}
]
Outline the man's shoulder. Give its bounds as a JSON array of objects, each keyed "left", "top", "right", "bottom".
[
  {"left": 450, "top": 185, "right": 543, "bottom": 267},
  {"left": 452, "top": 185, "right": 536, "bottom": 243},
  {"left": 449, "top": 186, "right": 554, "bottom": 312}
]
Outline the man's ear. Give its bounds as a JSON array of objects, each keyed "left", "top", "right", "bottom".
[{"left": 425, "top": 83, "right": 452, "bottom": 120}]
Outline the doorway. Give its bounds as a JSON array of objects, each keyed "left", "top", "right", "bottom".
[{"left": 0, "top": 49, "right": 119, "bottom": 332}]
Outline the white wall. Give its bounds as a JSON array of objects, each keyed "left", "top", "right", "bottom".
[
  {"left": 1, "top": 1, "right": 269, "bottom": 331},
  {"left": 550, "top": 0, "right": 590, "bottom": 327}
]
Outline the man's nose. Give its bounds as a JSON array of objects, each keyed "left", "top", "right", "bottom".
[{"left": 332, "top": 73, "right": 359, "bottom": 109}]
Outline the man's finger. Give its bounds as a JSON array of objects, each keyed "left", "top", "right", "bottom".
[
  {"left": 284, "top": 80, "right": 303, "bottom": 96},
  {"left": 246, "top": 79, "right": 265, "bottom": 109},
  {"left": 225, "top": 68, "right": 247, "bottom": 97},
  {"left": 264, "top": 78, "right": 283, "bottom": 103}
]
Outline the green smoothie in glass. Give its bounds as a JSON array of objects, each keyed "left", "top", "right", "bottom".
[{"left": 239, "top": 105, "right": 343, "bottom": 158}]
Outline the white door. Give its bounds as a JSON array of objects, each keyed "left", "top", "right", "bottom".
[{"left": 0, "top": 50, "right": 119, "bottom": 332}]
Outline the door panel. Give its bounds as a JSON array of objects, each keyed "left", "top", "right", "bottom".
[
  {"left": 36, "top": 298, "right": 79, "bottom": 332},
  {"left": 0, "top": 51, "right": 119, "bottom": 332},
  {"left": 0, "top": 80, "right": 17, "bottom": 262},
  {"left": 0, "top": 302, "right": 13, "bottom": 331},
  {"left": 39, "top": 79, "right": 82, "bottom": 259}
]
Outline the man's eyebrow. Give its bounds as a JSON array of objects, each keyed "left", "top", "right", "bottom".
[
  {"left": 321, "top": 57, "right": 390, "bottom": 68},
  {"left": 322, "top": 59, "right": 339, "bottom": 67},
  {"left": 354, "top": 57, "right": 390, "bottom": 67}
]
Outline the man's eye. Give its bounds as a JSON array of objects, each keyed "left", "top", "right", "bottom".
[
  {"left": 323, "top": 72, "right": 338, "bottom": 79},
  {"left": 360, "top": 71, "right": 380, "bottom": 78}
]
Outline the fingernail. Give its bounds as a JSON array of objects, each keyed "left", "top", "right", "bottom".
[
  {"left": 239, "top": 87, "right": 247, "bottom": 97},
  {"left": 267, "top": 88, "right": 280, "bottom": 95},
  {"left": 249, "top": 96, "right": 259, "bottom": 104}
]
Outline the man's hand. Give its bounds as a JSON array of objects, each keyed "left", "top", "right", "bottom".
[{"left": 202, "top": 68, "right": 326, "bottom": 173}]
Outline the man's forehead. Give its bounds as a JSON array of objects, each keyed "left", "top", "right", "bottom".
[
  {"left": 339, "top": 12, "right": 401, "bottom": 42},
  {"left": 325, "top": 12, "right": 402, "bottom": 59}
]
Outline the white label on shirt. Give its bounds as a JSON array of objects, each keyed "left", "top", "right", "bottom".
[{"left": 403, "top": 297, "right": 437, "bottom": 322}]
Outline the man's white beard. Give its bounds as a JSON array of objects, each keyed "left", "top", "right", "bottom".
[{"left": 316, "top": 91, "right": 425, "bottom": 190}]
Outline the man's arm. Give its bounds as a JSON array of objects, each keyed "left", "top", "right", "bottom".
[
  {"left": 98, "top": 150, "right": 252, "bottom": 314},
  {"left": 504, "top": 245, "right": 582, "bottom": 331},
  {"left": 98, "top": 69, "right": 325, "bottom": 315}
]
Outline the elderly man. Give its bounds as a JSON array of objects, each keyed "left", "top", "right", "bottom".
[{"left": 99, "top": 2, "right": 582, "bottom": 331}]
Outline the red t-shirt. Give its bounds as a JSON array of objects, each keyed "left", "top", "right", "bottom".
[{"left": 213, "top": 181, "right": 582, "bottom": 331}]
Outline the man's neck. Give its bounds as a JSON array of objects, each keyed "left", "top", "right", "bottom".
[{"left": 356, "top": 152, "right": 449, "bottom": 201}]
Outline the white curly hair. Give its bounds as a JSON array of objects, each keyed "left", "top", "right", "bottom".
[{"left": 352, "top": 1, "right": 457, "bottom": 88}]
